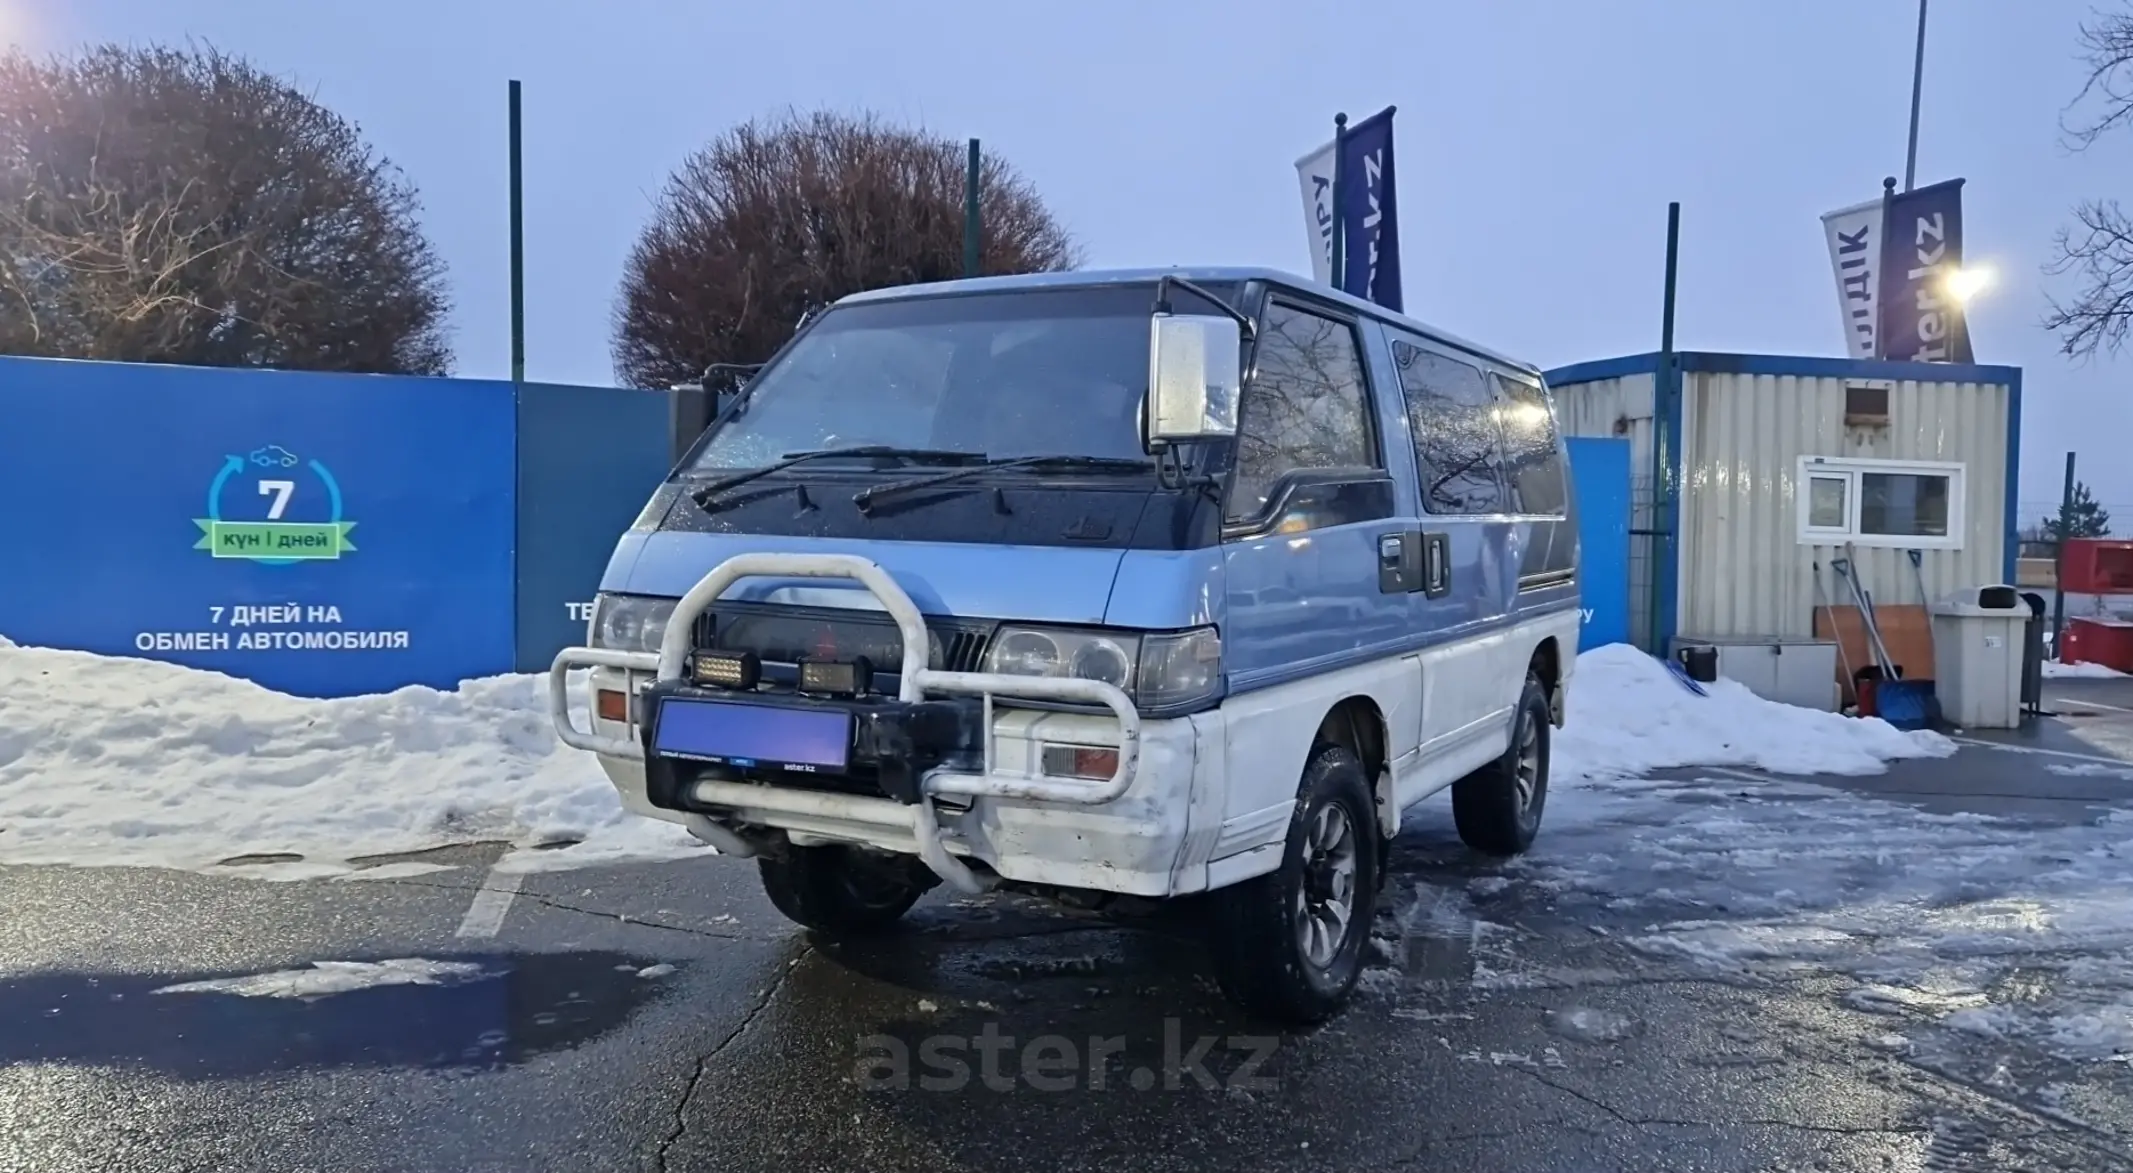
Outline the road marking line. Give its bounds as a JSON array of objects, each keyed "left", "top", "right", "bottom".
[
  {"left": 1947, "top": 735, "right": 2133, "bottom": 766},
  {"left": 455, "top": 870, "right": 524, "bottom": 939},
  {"left": 2050, "top": 695, "right": 2133, "bottom": 716},
  {"left": 1700, "top": 766, "right": 1776, "bottom": 785}
]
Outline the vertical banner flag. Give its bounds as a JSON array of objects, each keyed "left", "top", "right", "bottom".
[
  {"left": 1294, "top": 106, "right": 1403, "bottom": 310},
  {"left": 1820, "top": 197, "right": 1883, "bottom": 360},
  {"left": 1876, "top": 177, "right": 1972, "bottom": 364},
  {"left": 1295, "top": 140, "right": 1337, "bottom": 286}
]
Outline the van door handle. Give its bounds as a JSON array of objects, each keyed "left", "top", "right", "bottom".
[
  {"left": 1377, "top": 532, "right": 1411, "bottom": 594},
  {"left": 1423, "top": 532, "right": 1451, "bottom": 598},
  {"left": 1378, "top": 529, "right": 1443, "bottom": 595}
]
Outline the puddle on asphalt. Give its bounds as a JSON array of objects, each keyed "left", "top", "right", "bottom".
[{"left": 0, "top": 950, "right": 670, "bottom": 1078}]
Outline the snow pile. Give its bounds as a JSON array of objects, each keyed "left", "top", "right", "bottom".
[
  {"left": 2044, "top": 659, "right": 2127, "bottom": 680},
  {"left": 1556, "top": 643, "right": 1954, "bottom": 782},
  {"left": 153, "top": 958, "right": 494, "bottom": 1000},
  {"left": 0, "top": 637, "right": 699, "bottom": 877},
  {"left": 1, "top": 637, "right": 1950, "bottom": 880}
]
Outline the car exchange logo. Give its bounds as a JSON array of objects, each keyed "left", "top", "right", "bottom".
[{"left": 854, "top": 1020, "right": 1279, "bottom": 1094}]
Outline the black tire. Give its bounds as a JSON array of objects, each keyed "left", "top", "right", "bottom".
[
  {"left": 1452, "top": 672, "right": 1551, "bottom": 856},
  {"left": 1210, "top": 744, "right": 1380, "bottom": 1025},
  {"left": 758, "top": 844, "right": 928, "bottom": 936}
]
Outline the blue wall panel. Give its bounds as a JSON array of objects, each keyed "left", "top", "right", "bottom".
[
  {"left": 1565, "top": 436, "right": 1632, "bottom": 650},
  {"left": 0, "top": 353, "right": 1639, "bottom": 694},
  {"left": 0, "top": 357, "right": 516, "bottom": 697},
  {"left": 514, "top": 382, "right": 672, "bottom": 672}
]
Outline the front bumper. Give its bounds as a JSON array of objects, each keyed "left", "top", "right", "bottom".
[
  {"left": 549, "top": 552, "right": 1158, "bottom": 896},
  {"left": 585, "top": 679, "right": 1208, "bottom": 896}
]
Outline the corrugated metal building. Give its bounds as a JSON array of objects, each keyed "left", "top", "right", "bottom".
[{"left": 1542, "top": 352, "right": 2022, "bottom": 657}]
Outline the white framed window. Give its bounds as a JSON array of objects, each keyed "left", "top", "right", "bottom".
[{"left": 1794, "top": 456, "right": 1964, "bottom": 549}]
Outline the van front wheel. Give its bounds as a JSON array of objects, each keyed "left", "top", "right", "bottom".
[
  {"left": 758, "top": 844, "right": 928, "bottom": 936},
  {"left": 1452, "top": 672, "right": 1551, "bottom": 856},
  {"left": 1210, "top": 744, "right": 1380, "bottom": 1025}
]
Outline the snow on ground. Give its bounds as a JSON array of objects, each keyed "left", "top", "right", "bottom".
[
  {"left": 10, "top": 632, "right": 2132, "bottom": 1075},
  {"left": 0, "top": 637, "right": 1956, "bottom": 880},
  {"left": 0, "top": 637, "right": 700, "bottom": 878},
  {"left": 0, "top": 638, "right": 1954, "bottom": 880},
  {"left": 144, "top": 956, "right": 685, "bottom": 1000},
  {"left": 152, "top": 958, "right": 495, "bottom": 1000},
  {"left": 2045, "top": 659, "right": 2128, "bottom": 680},
  {"left": 1412, "top": 747, "right": 2133, "bottom": 1073},
  {"left": 1557, "top": 643, "right": 1954, "bottom": 781}
]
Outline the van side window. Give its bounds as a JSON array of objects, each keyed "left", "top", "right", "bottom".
[
  {"left": 1494, "top": 374, "right": 1568, "bottom": 516},
  {"left": 1228, "top": 303, "right": 1376, "bottom": 519},
  {"left": 1390, "top": 339, "right": 1506, "bottom": 514}
]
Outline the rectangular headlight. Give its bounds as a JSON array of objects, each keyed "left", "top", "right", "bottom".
[
  {"left": 589, "top": 593, "right": 678, "bottom": 655},
  {"left": 1136, "top": 627, "right": 1223, "bottom": 709},
  {"left": 983, "top": 624, "right": 1222, "bottom": 712}
]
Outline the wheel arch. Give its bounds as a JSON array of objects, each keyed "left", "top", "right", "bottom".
[
  {"left": 1314, "top": 695, "right": 1394, "bottom": 837},
  {"left": 1529, "top": 635, "right": 1565, "bottom": 726}
]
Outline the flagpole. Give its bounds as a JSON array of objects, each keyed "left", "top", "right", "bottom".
[
  {"left": 1904, "top": 0, "right": 1927, "bottom": 191},
  {"left": 963, "top": 138, "right": 982, "bottom": 278},
  {"left": 1875, "top": 175, "right": 1896, "bottom": 359},
  {"left": 1329, "top": 111, "right": 1349, "bottom": 290},
  {"left": 508, "top": 79, "right": 525, "bottom": 384}
]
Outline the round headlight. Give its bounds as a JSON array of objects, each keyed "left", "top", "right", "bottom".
[
  {"left": 994, "top": 630, "right": 1063, "bottom": 676},
  {"left": 598, "top": 605, "right": 642, "bottom": 650},
  {"left": 1070, "top": 639, "right": 1131, "bottom": 687},
  {"left": 594, "top": 597, "right": 676, "bottom": 654}
]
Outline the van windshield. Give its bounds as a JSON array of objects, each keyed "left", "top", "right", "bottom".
[{"left": 688, "top": 283, "right": 1239, "bottom": 473}]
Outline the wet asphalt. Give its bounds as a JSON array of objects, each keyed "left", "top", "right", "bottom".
[{"left": 5, "top": 685, "right": 2133, "bottom": 1172}]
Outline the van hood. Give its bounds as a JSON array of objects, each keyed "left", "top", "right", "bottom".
[{"left": 609, "top": 529, "right": 1127, "bottom": 625}]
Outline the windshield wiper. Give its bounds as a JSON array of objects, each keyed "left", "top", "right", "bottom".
[
  {"left": 853, "top": 454, "right": 1156, "bottom": 514},
  {"left": 689, "top": 446, "right": 984, "bottom": 506}
]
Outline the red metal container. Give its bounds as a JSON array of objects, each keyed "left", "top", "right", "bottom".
[
  {"left": 2062, "top": 616, "right": 2133, "bottom": 673},
  {"left": 2059, "top": 539, "right": 2133, "bottom": 596}
]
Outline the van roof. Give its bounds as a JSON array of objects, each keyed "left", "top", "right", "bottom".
[{"left": 834, "top": 266, "right": 1541, "bottom": 378}]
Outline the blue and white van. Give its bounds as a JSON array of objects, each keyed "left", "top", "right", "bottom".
[{"left": 551, "top": 267, "right": 1579, "bottom": 1023}]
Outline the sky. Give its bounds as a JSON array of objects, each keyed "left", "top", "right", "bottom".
[{"left": 13, "top": 0, "right": 2133, "bottom": 519}]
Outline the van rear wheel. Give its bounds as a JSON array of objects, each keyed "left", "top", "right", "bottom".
[
  {"left": 1210, "top": 744, "right": 1380, "bottom": 1025},
  {"left": 758, "top": 844, "right": 928, "bottom": 936},
  {"left": 1452, "top": 672, "right": 1551, "bottom": 856}
]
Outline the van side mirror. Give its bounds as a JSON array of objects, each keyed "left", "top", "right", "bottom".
[{"left": 1147, "top": 313, "right": 1243, "bottom": 444}]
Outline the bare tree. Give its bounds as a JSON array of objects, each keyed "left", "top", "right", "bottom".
[
  {"left": 2046, "top": 7, "right": 2133, "bottom": 358},
  {"left": 0, "top": 44, "right": 451, "bottom": 373},
  {"left": 612, "top": 110, "right": 1078, "bottom": 390}
]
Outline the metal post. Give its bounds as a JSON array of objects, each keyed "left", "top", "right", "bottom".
[
  {"left": 1649, "top": 201, "right": 1681, "bottom": 655},
  {"left": 1874, "top": 176, "right": 1897, "bottom": 359},
  {"left": 963, "top": 139, "right": 981, "bottom": 278},
  {"left": 1329, "top": 112, "right": 1349, "bottom": 291},
  {"left": 1904, "top": 0, "right": 1928, "bottom": 191},
  {"left": 1661, "top": 204, "right": 1680, "bottom": 355},
  {"left": 509, "top": 80, "right": 526, "bottom": 384},
  {"left": 2053, "top": 451, "right": 2077, "bottom": 652},
  {"left": 668, "top": 384, "right": 711, "bottom": 468}
]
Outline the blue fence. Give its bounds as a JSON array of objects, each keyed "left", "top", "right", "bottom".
[
  {"left": 514, "top": 381, "right": 672, "bottom": 672},
  {"left": 0, "top": 355, "right": 1636, "bottom": 696},
  {"left": 1566, "top": 436, "right": 1632, "bottom": 650},
  {"left": 0, "top": 356, "right": 668, "bottom": 698}
]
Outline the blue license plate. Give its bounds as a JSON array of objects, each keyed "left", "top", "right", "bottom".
[{"left": 652, "top": 699, "right": 852, "bottom": 773}]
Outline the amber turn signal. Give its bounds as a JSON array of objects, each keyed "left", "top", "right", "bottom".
[{"left": 1040, "top": 744, "right": 1120, "bottom": 780}]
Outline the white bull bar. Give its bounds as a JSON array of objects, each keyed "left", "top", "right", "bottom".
[{"left": 547, "top": 553, "right": 1142, "bottom": 894}]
